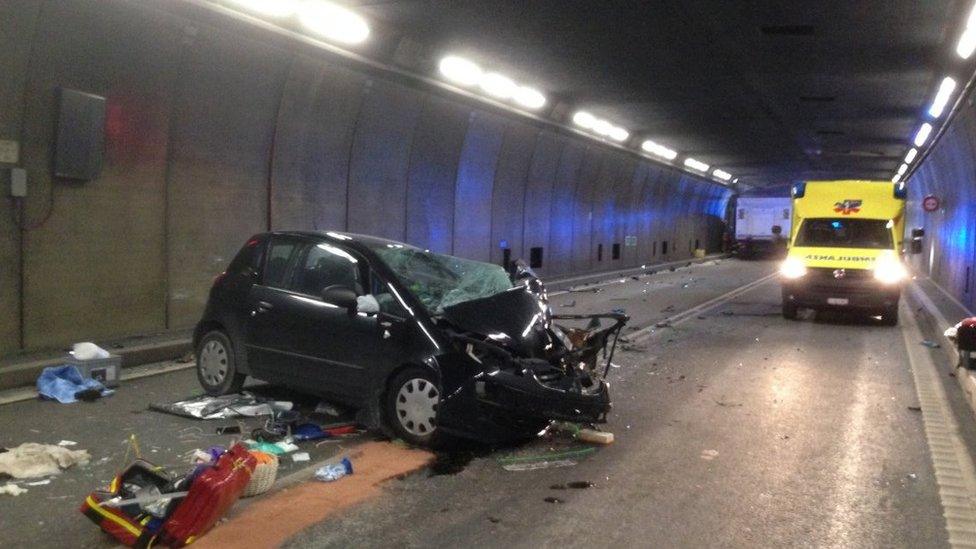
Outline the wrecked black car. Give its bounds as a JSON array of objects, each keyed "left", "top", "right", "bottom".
[{"left": 194, "top": 231, "right": 627, "bottom": 446}]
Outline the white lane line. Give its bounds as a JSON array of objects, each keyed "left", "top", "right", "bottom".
[
  {"left": 901, "top": 298, "right": 976, "bottom": 547},
  {"left": 626, "top": 272, "right": 778, "bottom": 343}
]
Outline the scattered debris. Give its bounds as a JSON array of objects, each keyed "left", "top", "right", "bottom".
[
  {"left": 908, "top": 406, "right": 922, "bottom": 412},
  {"left": 655, "top": 321, "right": 671, "bottom": 328},
  {"left": 722, "top": 311, "right": 734, "bottom": 316},
  {"left": 700, "top": 449, "right": 719, "bottom": 461},
  {"left": 550, "top": 483, "right": 567, "bottom": 490},
  {"left": 36, "top": 365, "right": 113, "bottom": 404},
  {"left": 560, "top": 300, "right": 577, "bottom": 308},
  {"left": 920, "top": 340, "right": 941, "bottom": 348},
  {"left": 543, "top": 496, "right": 564, "bottom": 504},
  {"left": 0, "top": 483, "right": 28, "bottom": 496},
  {"left": 150, "top": 392, "right": 291, "bottom": 420},
  {"left": 488, "top": 516, "right": 501, "bottom": 523},
  {"left": 907, "top": 473, "right": 917, "bottom": 480},
  {"left": 26, "top": 479, "right": 51, "bottom": 486},
  {"left": 314, "top": 457, "right": 354, "bottom": 482},
  {"left": 715, "top": 400, "right": 743, "bottom": 408},
  {"left": 498, "top": 447, "right": 597, "bottom": 472},
  {"left": 0, "top": 443, "right": 91, "bottom": 479},
  {"left": 566, "top": 481, "right": 595, "bottom": 489},
  {"left": 292, "top": 452, "right": 310, "bottom": 462},
  {"left": 314, "top": 402, "right": 342, "bottom": 417},
  {"left": 57, "top": 440, "right": 78, "bottom": 447}
]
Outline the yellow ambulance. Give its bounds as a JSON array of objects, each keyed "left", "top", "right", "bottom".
[{"left": 779, "top": 180, "right": 909, "bottom": 325}]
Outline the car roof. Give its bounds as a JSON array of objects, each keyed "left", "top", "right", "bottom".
[{"left": 265, "top": 230, "right": 416, "bottom": 250}]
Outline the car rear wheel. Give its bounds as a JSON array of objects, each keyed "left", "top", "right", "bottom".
[
  {"left": 782, "top": 300, "right": 798, "bottom": 320},
  {"left": 386, "top": 367, "right": 441, "bottom": 447},
  {"left": 196, "top": 330, "right": 246, "bottom": 396}
]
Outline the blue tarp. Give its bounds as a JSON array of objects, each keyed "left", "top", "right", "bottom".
[{"left": 36, "top": 365, "right": 110, "bottom": 404}]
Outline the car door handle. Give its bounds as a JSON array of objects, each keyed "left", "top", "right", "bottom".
[{"left": 256, "top": 301, "right": 274, "bottom": 312}]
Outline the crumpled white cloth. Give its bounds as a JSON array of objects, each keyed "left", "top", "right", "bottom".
[
  {"left": 0, "top": 443, "right": 90, "bottom": 479},
  {"left": 0, "top": 483, "right": 28, "bottom": 496}
]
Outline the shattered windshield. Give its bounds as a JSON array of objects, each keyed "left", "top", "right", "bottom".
[{"left": 370, "top": 244, "right": 513, "bottom": 314}]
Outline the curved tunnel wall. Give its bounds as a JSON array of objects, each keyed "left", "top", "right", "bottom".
[
  {"left": 907, "top": 95, "right": 976, "bottom": 313},
  {"left": 0, "top": 0, "right": 731, "bottom": 354}
]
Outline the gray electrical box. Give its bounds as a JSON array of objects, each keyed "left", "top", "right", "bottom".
[{"left": 10, "top": 168, "right": 26, "bottom": 197}]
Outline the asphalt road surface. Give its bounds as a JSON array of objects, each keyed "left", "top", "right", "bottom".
[
  {"left": 4, "top": 258, "right": 975, "bottom": 548},
  {"left": 287, "top": 259, "right": 976, "bottom": 548}
]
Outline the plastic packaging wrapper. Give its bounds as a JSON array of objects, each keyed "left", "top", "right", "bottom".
[{"left": 149, "top": 392, "right": 288, "bottom": 419}]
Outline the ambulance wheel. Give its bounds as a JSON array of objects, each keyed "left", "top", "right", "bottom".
[
  {"left": 782, "top": 300, "right": 798, "bottom": 320},
  {"left": 880, "top": 306, "right": 899, "bottom": 327},
  {"left": 197, "top": 330, "right": 246, "bottom": 395}
]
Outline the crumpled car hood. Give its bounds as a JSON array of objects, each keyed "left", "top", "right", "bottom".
[{"left": 440, "top": 287, "right": 549, "bottom": 358}]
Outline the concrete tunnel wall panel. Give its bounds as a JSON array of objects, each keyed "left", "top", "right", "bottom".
[
  {"left": 270, "top": 57, "right": 366, "bottom": 232},
  {"left": 909, "top": 96, "right": 976, "bottom": 311},
  {"left": 346, "top": 80, "right": 424, "bottom": 242},
  {"left": 521, "top": 133, "right": 562, "bottom": 277},
  {"left": 0, "top": 0, "right": 731, "bottom": 355},
  {"left": 164, "top": 28, "right": 286, "bottom": 330},
  {"left": 489, "top": 123, "right": 538, "bottom": 266},
  {"left": 404, "top": 95, "right": 470, "bottom": 254}
]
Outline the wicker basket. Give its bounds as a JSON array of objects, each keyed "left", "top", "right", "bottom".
[{"left": 242, "top": 451, "right": 278, "bottom": 497}]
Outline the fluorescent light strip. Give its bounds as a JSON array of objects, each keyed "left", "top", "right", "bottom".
[
  {"left": 684, "top": 158, "right": 710, "bottom": 172},
  {"left": 641, "top": 140, "right": 678, "bottom": 160},
  {"left": 892, "top": 172, "right": 902, "bottom": 183},
  {"left": 960, "top": 4, "right": 976, "bottom": 59},
  {"left": 904, "top": 148, "right": 918, "bottom": 163},
  {"left": 437, "top": 55, "right": 547, "bottom": 111},
  {"left": 571, "top": 111, "right": 628, "bottom": 142},
  {"left": 713, "top": 169, "right": 732, "bottom": 181},
  {"left": 928, "top": 77, "right": 957, "bottom": 118},
  {"left": 897, "top": 163, "right": 908, "bottom": 176},
  {"left": 914, "top": 123, "right": 933, "bottom": 147},
  {"left": 298, "top": 1, "right": 370, "bottom": 45}
]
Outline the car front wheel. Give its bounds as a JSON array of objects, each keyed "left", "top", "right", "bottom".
[
  {"left": 386, "top": 367, "right": 441, "bottom": 447},
  {"left": 196, "top": 330, "right": 246, "bottom": 396}
]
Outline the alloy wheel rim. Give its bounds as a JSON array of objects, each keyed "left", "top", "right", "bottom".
[
  {"left": 199, "top": 339, "right": 228, "bottom": 386},
  {"left": 395, "top": 378, "right": 439, "bottom": 436}
]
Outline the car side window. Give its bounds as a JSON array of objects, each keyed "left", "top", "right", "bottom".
[
  {"left": 370, "top": 272, "right": 408, "bottom": 317},
  {"left": 291, "top": 242, "right": 363, "bottom": 297},
  {"left": 263, "top": 237, "right": 302, "bottom": 289}
]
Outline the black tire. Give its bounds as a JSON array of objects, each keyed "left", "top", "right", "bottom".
[
  {"left": 880, "top": 306, "right": 899, "bottom": 327},
  {"left": 782, "top": 300, "right": 798, "bottom": 320},
  {"left": 196, "top": 330, "right": 246, "bottom": 396},
  {"left": 385, "top": 367, "right": 441, "bottom": 447}
]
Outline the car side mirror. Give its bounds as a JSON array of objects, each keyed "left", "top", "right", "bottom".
[{"left": 321, "top": 285, "right": 358, "bottom": 312}]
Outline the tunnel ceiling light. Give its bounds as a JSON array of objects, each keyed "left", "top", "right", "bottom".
[
  {"left": 641, "top": 140, "right": 678, "bottom": 160},
  {"left": 438, "top": 55, "right": 548, "bottom": 111},
  {"left": 572, "top": 111, "right": 596, "bottom": 129},
  {"left": 439, "top": 56, "right": 482, "bottom": 86},
  {"left": 609, "top": 126, "right": 630, "bottom": 142},
  {"left": 226, "top": 0, "right": 299, "bottom": 17},
  {"left": 914, "top": 123, "right": 933, "bottom": 147},
  {"left": 959, "top": 4, "right": 976, "bottom": 59},
  {"left": 684, "top": 158, "right": 710, "bottom": 172},
  {"left": 479, "top": 72, "right": 517, "bottom": 99},
  {"left": 513, "top": 86, "right": 547, "bottom": 110},
  {"left": 713, "top": 169, "right": 733, "bottom": 181},
  {"left": 298, "top": 1, "right": 370, "bottom": 44},
  {"left": 897, "top": 163, "right": 908, "bottom": 176},
  {"left": 928, "top": 77, "right": 957, "bottom": 118},
  {"left": 904, "top": 147, "right": 918, "bottom": 163},
  {"left": 592, "top": 119, "right": 613, "bottom": 136}
]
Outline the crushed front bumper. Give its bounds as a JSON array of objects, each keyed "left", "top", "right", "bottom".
[{"left": 476, "top": 367, "right": 611, "bottom": 424}]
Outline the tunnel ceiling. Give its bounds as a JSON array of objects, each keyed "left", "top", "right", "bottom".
[{"left": 346, "top": 0, "right": 972, "bottom": 187}]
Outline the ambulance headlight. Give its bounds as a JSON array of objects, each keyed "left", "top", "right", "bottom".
[
  {"left": 779, "top": 257, "right": 807, "bottom": 279},
  {"left": 873, "top": 258, "right": 908, "bottom": 284}
]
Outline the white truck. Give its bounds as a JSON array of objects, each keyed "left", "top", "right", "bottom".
[{"left": 735, "top": 196, "right": 791, "bottom": 258}]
